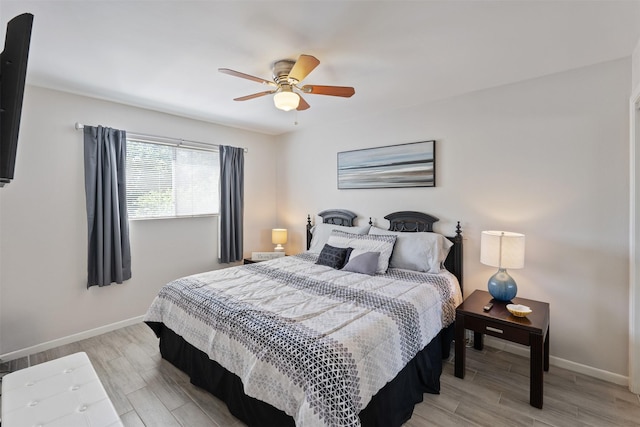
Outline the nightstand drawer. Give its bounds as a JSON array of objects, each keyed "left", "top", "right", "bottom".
[{"left": 464, "top": 315, "right": 531, "bottom": 345}]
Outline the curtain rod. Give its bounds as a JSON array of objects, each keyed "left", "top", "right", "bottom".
[{"left": 74, "top": 122, "right": 248, "bottom": 153}]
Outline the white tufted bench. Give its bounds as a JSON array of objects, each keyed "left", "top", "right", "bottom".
[{"left": 1, "top": 352, "right": 123, "bottom": 427}]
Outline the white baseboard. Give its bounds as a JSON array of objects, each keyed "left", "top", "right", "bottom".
[
  {"left": 0, "top": 315, "right": 146, "bottom": 363},
  {"left": 484, "top": 336, "right": 629, "bottom": 387}
]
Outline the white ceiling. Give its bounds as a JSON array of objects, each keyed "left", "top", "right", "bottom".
[{"left": 2, "top": 0, "right": 640, "bottom": 135}]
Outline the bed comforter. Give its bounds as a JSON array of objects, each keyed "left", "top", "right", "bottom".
[{"left": 144, "top": 253, "right": 462, "bottom": 427}]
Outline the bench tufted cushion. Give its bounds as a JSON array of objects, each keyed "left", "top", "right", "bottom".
[{"left": 1, "top": 351, "right": 122, "bottom": 427}]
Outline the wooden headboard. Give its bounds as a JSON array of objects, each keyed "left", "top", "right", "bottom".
[
  {"left": 306, "top": 209, "right": 359, "bottom": 246},
  {"left": 305, "top": 209, "right": 463, "bottom": 289}
]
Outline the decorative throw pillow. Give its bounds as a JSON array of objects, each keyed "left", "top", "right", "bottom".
[
  {"left": 316, "top": 244, "right": 351, "bottom": 269},
  {"left": 342, "top": 250, "right": 380, "bottom": 275},
  {"left": 368, "top": 226, "right": 453, "bottom": 273},
  {"left": 326, "top": 230, "right": 397, "bottom": 274},
  {"left": 308, "top": 223, "right": 371, "bottom": 253}
]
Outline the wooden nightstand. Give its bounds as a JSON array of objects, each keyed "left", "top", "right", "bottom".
[{"left": 454, "top": 289, "right": 550, "bottom": 408}]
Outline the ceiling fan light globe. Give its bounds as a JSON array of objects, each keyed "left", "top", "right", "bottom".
[{"left": 273, "top": 91, "right": 300, "bottom": 111}]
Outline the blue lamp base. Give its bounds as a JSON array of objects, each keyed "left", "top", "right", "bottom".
[{"left": 488, "top": 268, "right": 517, "bottom": 301}]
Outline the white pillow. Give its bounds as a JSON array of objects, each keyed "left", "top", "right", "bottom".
[
  {"left": 368, "top": 226, "right": 453, "bottom": 273},
  {"left": 327, "top": 230, "right": 396, "bottom": 274},
  {"left": 308, "top": 223, "right": 370, "bottom": 253}
]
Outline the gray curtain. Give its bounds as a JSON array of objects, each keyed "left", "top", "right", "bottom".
[
  {"left": 83, "top": 125, "right": 132, "bottom": 287},
  {"left": 219, "top": 145, "right": 244, "bottom": 263}
]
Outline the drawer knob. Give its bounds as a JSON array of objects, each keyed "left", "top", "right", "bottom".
[{"left": 486, "top": 326, "right": 504, "bottom": 334}]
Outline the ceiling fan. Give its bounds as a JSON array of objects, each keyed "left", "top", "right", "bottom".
[{"left": 219, "top": 54, "right": 355, "bottom": 112}]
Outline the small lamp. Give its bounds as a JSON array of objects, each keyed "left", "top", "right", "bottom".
[
  {"left": 272, "top": 228, "right": 287, "bottom": 252},
  {"left": 480, "top": 231, "right": 525, "bottom": 301}
]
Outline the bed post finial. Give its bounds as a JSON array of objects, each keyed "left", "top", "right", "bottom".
[
  {"left": 452, "top": 221, "right": 463, "bottom": 290},
  {"left": 306, "top": 215, "right": 313, "bottom": 251}
]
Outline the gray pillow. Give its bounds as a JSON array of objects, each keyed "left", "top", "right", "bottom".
[
  {"left": 342, "top": 250, "right": 380, "bottom": 275},
  {"left": 316, "top": 244, "right": 351, "bottom": 269},
  {"left": 368, "top": 226, "right": 453, "bottom": 273}
]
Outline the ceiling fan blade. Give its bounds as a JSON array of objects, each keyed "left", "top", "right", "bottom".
[
  {"left": 296, "top": 95, "right": 310, "bottom": 111},
  {"left": 219, "top": 68, "right": 277, "bottom": 87},
  {"left": 234, "top": 90, "right": 276, "bottom": 101},
  {"left": 288, "top": 54, "right": 320, "bottom": 83},
  {"left": 301, "top": 85, "right": 355, "bottom": 97}
]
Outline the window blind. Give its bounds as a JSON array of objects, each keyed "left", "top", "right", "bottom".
[{"left": 126, "top": 140, "right": 219, "bottom": 219}]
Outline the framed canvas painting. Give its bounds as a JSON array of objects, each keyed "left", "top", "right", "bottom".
[{"left": 337, "top": 140, "right": 435, "bottom": 189}]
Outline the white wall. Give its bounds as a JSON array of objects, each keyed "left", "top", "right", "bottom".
[
  {"left": 277, "top": 58, "right": 631, "bottom": 379},
  {"left": 0, "top": 86, "right": 278, "bottom": 356}
]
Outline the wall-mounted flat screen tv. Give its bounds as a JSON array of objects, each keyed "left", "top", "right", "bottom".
[{"left": 0, "top": 13, "right": 33, "bottom": 187}]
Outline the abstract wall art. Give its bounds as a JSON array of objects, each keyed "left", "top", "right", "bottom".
[{"left": 337, "top": 140, "right": 435, "bottom": 189}]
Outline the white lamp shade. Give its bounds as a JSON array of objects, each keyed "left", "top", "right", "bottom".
[
  {"left": 480, "top": 230, "right": 525, "bottom": 269},
  {"left": 272, "top": 228, "right": 288, "bottom": 245},
  {"left": 273, "top": 91, "right": 300, "bottom": 111}
]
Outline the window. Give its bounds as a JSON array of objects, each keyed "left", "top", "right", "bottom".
[{"left": 126, "top": 139, "right": 219, "bottom": 219}]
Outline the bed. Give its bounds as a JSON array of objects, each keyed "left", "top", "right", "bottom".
[{"left": 145, "top": 210, "right": 463, "bottom": 427}]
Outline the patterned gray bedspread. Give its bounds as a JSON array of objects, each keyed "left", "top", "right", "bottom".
[{"left": 144, "top": 253, "right": 462, "bottom": 427}]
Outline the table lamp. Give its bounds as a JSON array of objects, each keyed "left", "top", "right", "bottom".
[
  {"left": 480, "top": 230, "right": 525, "bottom": 301},
  {"left": 272, "top": 228, "right": 287, "bottom": 252}
]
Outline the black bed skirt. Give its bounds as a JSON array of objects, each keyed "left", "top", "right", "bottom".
[{"left": 146, "top": 321, "right": 454, "bottom": 427}]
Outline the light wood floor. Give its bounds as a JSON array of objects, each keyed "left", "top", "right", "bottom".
[{"left": 1, "top": 322, "right": 639, "bottom": 426}]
